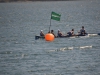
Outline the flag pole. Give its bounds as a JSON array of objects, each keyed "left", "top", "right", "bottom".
[
  {"left": 49, "top": 18, "right": 51, "bottom": 33},
  {"left": 49, "top": 12, "right": 52, "bottom": 33}
]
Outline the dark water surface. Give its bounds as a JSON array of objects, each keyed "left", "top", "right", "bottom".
[{"left": 0, "top": 1, "right": 100, "bottom": 75}]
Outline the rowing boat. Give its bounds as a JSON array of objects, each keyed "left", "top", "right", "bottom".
[
  {"left": 35, "top": 35, "right": 84, "bottom": 40},
  {"left": 35, "top": 33, "right": 100, "bottom": 40}
]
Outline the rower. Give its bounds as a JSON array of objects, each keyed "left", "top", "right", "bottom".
[
  {"left": 67, "top": 29, "right": 74, "bottom": 37},
  {"left": 57, "top": 29, "right": 63, "bottom": 37},
  {"left": 51, "top": 30, "right": 56, "bottom": 37},
  {"left": 40, "top": 30, "right": 45, "bottom": 36},
  {"left": 78, "top": 26, "right": 87, "bottom": 36}
]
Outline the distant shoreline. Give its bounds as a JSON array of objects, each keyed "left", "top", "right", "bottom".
[{"left": 0, "top": 0, "right": 77, "bottom": 3}]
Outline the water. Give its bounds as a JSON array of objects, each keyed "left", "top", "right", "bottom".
[{"left": 0, "top": 1, "right": 100, "bottom": 75}]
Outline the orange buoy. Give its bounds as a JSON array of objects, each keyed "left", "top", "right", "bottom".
[{"left": 45, "top": 33, "right": 54, "bottom": 41}]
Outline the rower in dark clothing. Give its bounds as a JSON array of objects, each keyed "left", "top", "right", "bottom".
[
  {"left": 51, "top": 30, "right": 56, "bottom": 37},
  {"left": 40, "top": 30, "right": 45, "bottom": 36},
  {"left": 57, "top": 29, "right": 63, "bottom": 37},
  {"left": 67, "top": 29, "right": 74, "bottom": 37},
  {"left": 78, "top": 26, "right": 87, "bottom": 36}
]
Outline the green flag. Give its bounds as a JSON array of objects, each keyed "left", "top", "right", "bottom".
[{"left": 51, "top": 12, "right": 61, "bottom": 21}]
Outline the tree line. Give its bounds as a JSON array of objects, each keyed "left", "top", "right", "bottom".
[{"left": 0, "top": 0, "right": 76, "bottom": 2}]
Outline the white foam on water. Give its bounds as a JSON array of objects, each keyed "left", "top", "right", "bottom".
[
  {"left": 67, "top": 47, "right": 74, "bottom": 50},
  {"left": 79, "top": 45, "right": 92, "bottom": 49},
  {"left": 60, "top": 47, "right": 74, "bottom": 51},
  {"left": 80, "top": 35, "right": 89, "bottom": 38},
  {"left": 59, "top": 47, "right": 66, "bottom": 51},
  {"left": 48, "top": 49, "right": 57, "bottom": 52},
  {"left": 48, "top": 45, "right": 92, "bottom": 53},
  {"left": 70, "top": 37, "right": 76, "bottom": 38}
]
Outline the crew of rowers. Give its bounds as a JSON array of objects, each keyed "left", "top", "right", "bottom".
[{"left": 40, "top": 26, "right": 87, "bottom": 37}]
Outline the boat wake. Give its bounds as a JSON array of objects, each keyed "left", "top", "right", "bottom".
[{"left": 48, "top": 45, "right": 92, "bottom": 52}]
